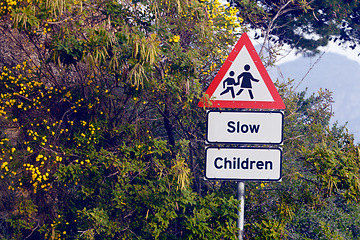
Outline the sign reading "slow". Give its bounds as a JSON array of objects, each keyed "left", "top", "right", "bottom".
[{"left": 206, "top": 110, "right": 283, "bottom": 144}]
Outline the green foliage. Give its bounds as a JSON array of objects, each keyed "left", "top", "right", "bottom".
[
  {"left": 286, "top": 197, "right": 360, "bottom": 239},
  {"left": 253, "top": 218, "right": 287, "bottom": 240},
  {"left": 184, "top": 194, "right": 239, "bottom": 240},
  {"left": 0, "top": 0, "right": 244, "bottom": 239},
  {"left": 302, "top": 141, "right": 360, "bottom": 201}
]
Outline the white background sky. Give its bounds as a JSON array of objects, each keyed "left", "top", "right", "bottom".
[{"left": 275, "top": 41, "right": 360, "bottom": 65}]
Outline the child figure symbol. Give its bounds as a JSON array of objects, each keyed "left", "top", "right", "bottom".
[
  {"left": 219, "top": 71, "right": 238, "bottom": 99},
  {"left": 220, "top": 65, "right": 259, "bottom": 99},
  {"left": 236, "top": 64, "right": 259, "bottom": 99}
]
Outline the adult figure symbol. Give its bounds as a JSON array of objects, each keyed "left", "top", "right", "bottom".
[{"left": 236, "top": 64, "right": 259, "bottom": 99}]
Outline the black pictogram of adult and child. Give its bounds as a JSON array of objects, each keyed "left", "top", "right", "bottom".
[{"left": 220, "top": 64, "right": 259, "bottom": 99}]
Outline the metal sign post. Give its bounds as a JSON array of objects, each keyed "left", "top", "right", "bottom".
[{"left": 237, "top": 181, "right": 245, "bottom": 240}]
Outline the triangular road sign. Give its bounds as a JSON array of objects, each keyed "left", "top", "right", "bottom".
[{"left": 198, "top": 32, "right": 285, "bottom": 109}]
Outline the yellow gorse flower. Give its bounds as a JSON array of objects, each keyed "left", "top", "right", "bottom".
[{"left": 169, "top": 35, "right": 180, "bottom": 43}]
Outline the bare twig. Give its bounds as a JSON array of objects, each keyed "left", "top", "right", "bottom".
[
  {"left": 294, "top": 50, "right": 327, "bottom": 90},
  {"left": 259, "top": 0, "right": 294, "bottom": 57},
  {"left": 24, "top": 222, "right": 40, "bottom": 240},
  {"left": 79, "top": 229, "right": 93, "bottom": 237}
]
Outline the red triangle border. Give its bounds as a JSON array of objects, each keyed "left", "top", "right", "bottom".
[{"left": 198, "top": 32, "right": 285, "bottom": 110}]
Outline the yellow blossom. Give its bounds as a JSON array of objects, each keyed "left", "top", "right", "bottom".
[{"left": 169, "top": 35, "right": 180, "bottom": 43}]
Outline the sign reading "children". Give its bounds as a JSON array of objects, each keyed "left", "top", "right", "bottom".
[{"left": 205, "top": 147, "right": 282, "bottom": 181}]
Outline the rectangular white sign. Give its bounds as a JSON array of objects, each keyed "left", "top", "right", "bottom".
[
  {"left": 206, "top": 110, "right": 283, "bottom": 144},
  {"left": 205, "top": 147, "right": 282, "bottom": 181}
]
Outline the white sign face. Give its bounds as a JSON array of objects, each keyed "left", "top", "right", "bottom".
[
  {"left": 205, "top": 147, "right": 282, "bottom": 181},
  {"left": 212, "top": 46, "right": 274, "bottom": 102},
  {"left": 206, "top": 111, "right": 283, "bottom": 144}
]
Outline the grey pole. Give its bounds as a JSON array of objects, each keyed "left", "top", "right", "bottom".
[{"left": 237, "top": 181, "right": 245, "bottom": 240}]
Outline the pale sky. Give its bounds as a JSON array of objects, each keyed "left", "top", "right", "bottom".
[{"left": 274, "top": 41, "right": 360, "bottom": 66}]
